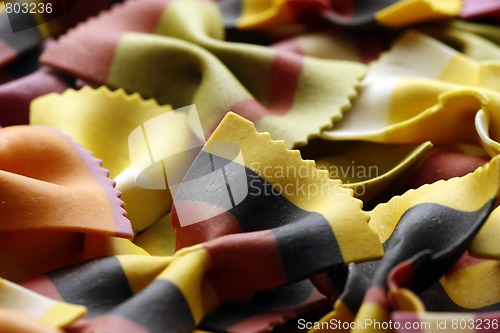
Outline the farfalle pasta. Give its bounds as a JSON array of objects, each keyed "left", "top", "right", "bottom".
[
  {"left": 39, "top": 0, "right": 366, "bottom": 147},
  {"left": 1, "top": 0, "right": 500, "bottom": 332}
]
